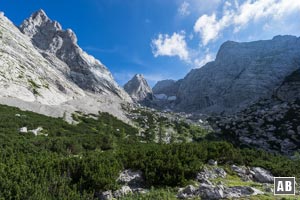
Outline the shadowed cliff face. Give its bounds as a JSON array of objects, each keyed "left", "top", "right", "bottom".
[
  {"left": 174, "top": 36, "right": 300, "bottom": 114},
  {"left": 276, "top": 68, "right": 300, "bottom": 102}
]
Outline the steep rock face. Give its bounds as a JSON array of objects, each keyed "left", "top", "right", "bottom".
[
  {"left": 276, "top": 68, "right": 300, "bottom": 102},
  {"left": 152, "top": 79, "right": 181, "bottom": 97},
  {"left": 176, "top": 36, "right": 300, "bottom": 114},
  {"left": 19, "top": 10, "right": 128, "bottom": 99},
  {"left": 0, "top": 11, "right": 130, "bottom": 122},
  {"left": 124, "top": 74, "right": 153, "bottom": 103},
  {"left": 0, "top": 11, "right": 84, "bottom": 105}
]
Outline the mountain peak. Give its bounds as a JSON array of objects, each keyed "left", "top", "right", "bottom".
[
  {"left": 124, "top": 74, "right": 153, "bottom": 103},
  {"left": 20, "top": 10, "right": 61, "bottom": 40},
  {"left": 32, "top": 9, "right": 48, "bottom": 20},
  {"left": 133, "top": 74, "right": 144, "bottom": 80},
  {"left": 19, "top": 9, "right": 129, "bottom": 100}
]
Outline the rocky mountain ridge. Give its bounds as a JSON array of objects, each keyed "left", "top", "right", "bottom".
[
  {"left": 124, "top": 74, "right": 153, "bottom": 104},
  {"left": 152, "top": 36, "right": 300, "bottom": 115},
  {"left": 209, "top": 67, "right": 300, "bottom": 155},
  {"left": 20, "top": 9, "right": 128, "bottom": 98},
  {"left": 0, "top": 10, "right": 130, "bottom": 122}
]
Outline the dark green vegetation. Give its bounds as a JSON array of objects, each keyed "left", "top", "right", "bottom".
[
  {"left": 0, "top": 104, "right": 299, "bottom": 199},
  {"left": 129, "top": 107, "right": 210, "bottom": 143}
]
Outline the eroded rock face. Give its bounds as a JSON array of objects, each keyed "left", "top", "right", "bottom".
[
  {"left": 124, "top": 74, "right": 153, "bottom": 104},
  {"left": 176, "top": 36, "right": 300, "bottom": 114},
  {"left": 212, "top": 96, "right": 300, "bottom": 155},
  {"left": 252, "top": 167, "right": 274, "bottom": 183},
  {"left": 276, "top": 68, "right": 300, "bottom": 102},
  {"left": 117, "top": 169, "right": 144, "bottom": 188},
  {"left": 0, "top": 10, "right": 130, "bottom": 122},
  {"left": 20, "top": 9, "right": 128, "bottom": 98},
  {"left": 178, "top": 183, "right": 263, "bottom": 200},
  {"left": 152, "top": 79, "right": 182, "bottom": 97}
]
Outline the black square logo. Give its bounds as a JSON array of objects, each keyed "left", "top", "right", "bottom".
[{"left": 274, "top": 177, "right": 295, "bottom": 195}]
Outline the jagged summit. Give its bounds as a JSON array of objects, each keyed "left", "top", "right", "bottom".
[
  {"left": 20, "top": 9, "right": 62, "bottom": 39},
  {"left": 124, "top": 74, "right": 153, "bottom": 103},
  {"left": 19, "top": 9, "right": 129, "bottom": 99},
  {"left": 0, "top": 10, "right": 131, "bottom": 122}
]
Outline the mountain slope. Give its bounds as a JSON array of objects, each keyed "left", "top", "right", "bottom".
[
  {"left": 124, "top": 74, "right": 153, "bottom": 104},
  {"left": 276, "top": 68, "right": 300, "bottom": 102},
  {"left": 0, "top": 11, "right": 130, "bottom": 122},
  {"left": 176, "top": 36, "right": 300, "bottom": 114},
  {"left": 19, "top": 9, "right": 128, "bottom": 99}
]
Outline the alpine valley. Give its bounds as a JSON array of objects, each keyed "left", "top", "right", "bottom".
[{"left": 0, "top": 10, "right": 300, "bottom": 200}]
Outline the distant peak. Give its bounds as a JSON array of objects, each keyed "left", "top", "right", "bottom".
[
  {"left": 134, "top": 74, "right": 144, "bottom": 79},
  {"left": 31, "top": 9, "right": 49, "bottom": 21},
  {"left": 272, "top": 35, "right": 298, "bottom": 41}
]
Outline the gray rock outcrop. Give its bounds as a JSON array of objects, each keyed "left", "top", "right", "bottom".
[
  {"left": 252, "top": 167, "right": 274, "bottom": 183},
  {"left": 175, "top": 35, "right": 300, "bottom": 114},
  {"left": 178, "top": 183, "right": 263, "bottom": 199},
  {"left": 0, "top": 10, "right": 131, "bottom": 122},
  {"left": 124, "top": 74, "right": 153, "bottom": 104},
  {"left": 276, "top": 68, "right": 300, "bottom": 102},
  {"left": 20, "top": 9, "right": 128, "bottom": 98},
  {"left": 152, "top": 79, "right": 182, "bottom": 97}
]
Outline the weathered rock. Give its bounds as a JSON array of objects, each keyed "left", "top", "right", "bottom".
[
  {"left": 124, "top": 74, "right": 153, "bottom": 104},
  {"left": 0, "top": 10, "right": 131, "bottom": 122},
  {"left": 252, "top": 167, "right": 274, "bottom": 183},
  {"left": 117, "top": 169, "right": 144, "bottom": 188},
  {"left": 152, "top": 79, "right": 182, "bottom": 97},
  {"left": 29, "top": 126, "right": 43, "bottom": 136},
  {"left": 19, "top": 127, "right": 28, "bottom": 133},
  {"left": 177, "top": 185, "right": 197, "bottom": 199},
  {"left": 20, "top": 10, "right": 128, "bottom": 99},
  {"left": 197, "top": 167, "right": 227, "bottom": 180},
  {"left": 176, "top": 36, "right": 300, "bottom": 114},
  {"left": 231, "top": 165, "right": 254, "bottom": 181},
  {"left": 97, "top": 191, "right": 113, "bottom": 200},
  {"left": 196, "top": 183, "right": 225, "bottom": 200},
  {"left": 225, "top": 186, "right": 264, "bottom": 198},
  {"left": 113, "top": 186, "right": 132, "bottom": 198},
  {"left": 208, "top": 159, "right": 218, "bottom": 166},
  {"left": 276, "top": 68, "right": 300, "bottom": 102}
]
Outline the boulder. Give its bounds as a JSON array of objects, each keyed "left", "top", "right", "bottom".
[
  {"left": 252, "top": 167, "right": 274, "bottom": 183},
  {"left": 19, "top": 127, "right": 28, "bottom": 133},
  {"left": 97, "top": 191, "right": 113, "bottom": 200},
  {"left": 113, "top": 186, "right": 132, "bottom": 198},
  {"left": 197, "top": 167, "right": 227, "bottom": 180},
  {"left": 117, "top": 169, "right": 144, "bottom": 188},
  {"left": 225, "top": 186, "right": 264, "bottom": 198},
  {"left": 177, "top": 185, "right": 197, "bottom": 199},
  {"left": 208, "top": 159, "right": 218, "bottom": 166},
  {"left": 124, "top": 74, "right": 153, "bottom": 104},
  {"left": 196, "top": 183, "right": 225, "bottom": 200}
]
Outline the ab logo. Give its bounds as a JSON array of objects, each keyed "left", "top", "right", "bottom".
[{"left": 274, "top": 177, "right": 295, "bottom": 195}]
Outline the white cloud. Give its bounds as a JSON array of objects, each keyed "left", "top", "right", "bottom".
[
  {"left": 194, "top": 0, "right": 300, "bottom": 45},
  {"left": 151, "top": 31, "right": 189, "bottom": 61},
  {"left": 186, "top": 0, "right": 221, "bottom": 15},
  {"left": 178, "top": 1, "right": 191, "bottom": 16},
  {"left": 194, "top": 53, "right": 214, "bottom": 68}
]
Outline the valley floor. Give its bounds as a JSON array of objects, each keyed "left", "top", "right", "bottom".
[{"left": 0, "top": 104, "right": 299, "bottom": 199}]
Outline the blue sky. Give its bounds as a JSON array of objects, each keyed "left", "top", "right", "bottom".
[{"left": 1, "top": 0, "right": 300, "bottom": 86}]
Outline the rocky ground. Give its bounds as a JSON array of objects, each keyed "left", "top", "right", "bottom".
[
  {"left": 98, "top": 160, "right": 298, "bottom": 200},
  {"left": 210, "top": 98, "right": 300, "bottom": 156}
]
